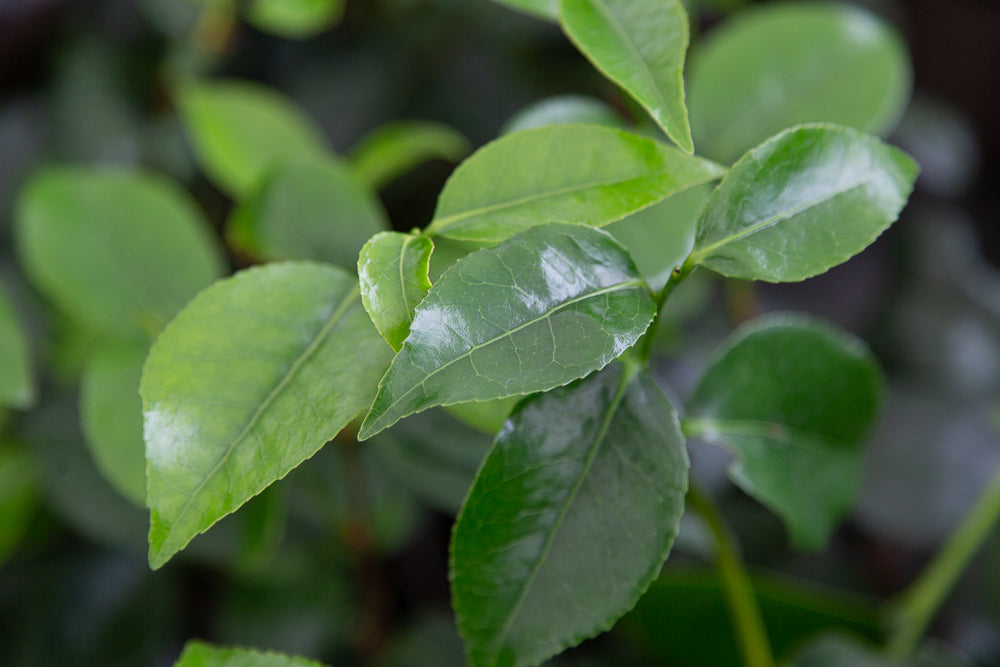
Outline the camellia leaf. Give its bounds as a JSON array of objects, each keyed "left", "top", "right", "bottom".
[
  {"left": 491, "top": 0, "right": 557, "bottom": 21},
  {"left": 425, "top": 124, "right": 724, "bottom": 242},
  {"left": 684, "top": 314, "right": 883, "bottom": 550},
  {"left": 176, "top": 80, "right": 327, "bottom": 197},
  {"left": 451, "top": 363, "right": 689, "bottom": 667},
  {"left": 16, "top": 168, "right": 225, "bottom": 338},
  {"left": 227, "top": 156, "right": 388, "bottom": 270},
  {"left": 358, "top": 223, "right": 656, "bottom": 439},
  {"left": 559, "top": 0, "right": 693, "bottom": 153},
  {"left": 0, "top": 286, "right": 34, "bottom": 409},
  {"left": 358, "top": 232, "right": 434, "bottom": 351},
  {"left": 501, "top": 95, "right": 624, "bottom": 135},
  {"left": 173, "top": 640, "right": 327, "bottom": 667},
  {"left": 349, "top": 120, "right": 470, "bottom": 190},
  {"left": 245, "top": 0, "right": 344, "bottom": 40},
  {"left": 81, "top": 340, "right": 148, "bottom": 506},
  {"left": 688, "top": 124, "right": 918, "bottom": 282},
  {"left": 688, "top": 2, "right": 911, "bottom": 164},
  {"left": 142, "top": 262, "right": 393, "bottom": 568}
]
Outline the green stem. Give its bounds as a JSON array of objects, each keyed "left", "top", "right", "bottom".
[
  {"left": 687, "top": 483, "right": 775, "bottom": 667},
  {"left": 886, "top": 462, "right": 1000, "bottom": 659},
  {"left": 637, "top": 260, "right": 695, "bottom": 363}
]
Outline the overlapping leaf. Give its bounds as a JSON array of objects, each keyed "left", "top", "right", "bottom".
[
  {"left": 350, "top": 120, "right": 470, "bottom": 189},
  {"left": 174, "top": 640, "right": 327, "bottom": 667},
  {"left": 501, "top": 95, "right": 624, "bottom": 135},
  {"left": 358, "top": 232, "right": 434, "bottom": 351},
  {"left": 492, "top": 0, "right": 557, "bottom": 21}
]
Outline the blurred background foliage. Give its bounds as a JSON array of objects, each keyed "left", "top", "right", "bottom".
[{"left": 0, "top": 0, "right": 999, "bottom": 665}]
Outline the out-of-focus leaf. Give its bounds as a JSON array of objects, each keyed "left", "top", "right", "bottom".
[
  {"left": 685, "top": 314, "right": 882, "bottom": 550},
  {"left": 350, "top": 120, "right": 470, "bottom": 189},
  {"left": 0, "top": 445, "right": 36, "bottom": 567},
  {"left": 358, "top": 223, "right": 656, "bottom": 439},
  {"left": 451, "top": 363, "right": 688, "bottom": 667},
  {"left": 559, "top": 0, "right": 693, "bottom": 153},
  {"left": 893, "top": 97, "right": 979, "bottom": 198},
  {"left": 227, "top": 156, "right": 388, "bottom": 270},
  {"left": 501, "top": 95, "right": 624, "bottom": 135},
  {"left": 426, "top": 124, "right": 724, "bottom": 242},
  {"left": 16, "top": 168, "right": 224, "bottom": 338},
  {"left": 687, "top": 3, "right": 911, "bottom": 163},
  {"left": 358, "top": 232, "right": 434, "bottom": 351},
  {"left": 176, "top": 80, "right": 327, "bottom": 197},
  {"left": 246, "top": 0, "right": 344, "bottom": 40},
  {"left": 80, "top": 340, "right": 148, "bottom": 506},
  {"left": 0, "top": 286, "right": 34, "bottom": 409},
  {"left": 375, "top": 613, "right": 467, "bottom": 667},
  {"left": 788, "top": 633, "right": 974, "bottom": 667},
  {"left": 445, "top": 397, "right": 520, "bottom": 435},
  {"left": 142, "top": 263, "right": 393, "bottom": 568},
  {"left": 689, "top": 124, "right": 917, "bottom": 282},
  {"left": 174, "top": 640, "right": 328, "bottom": 667},
  {"left": 492, "top": 0, "right": 557, "bottom": 21}
]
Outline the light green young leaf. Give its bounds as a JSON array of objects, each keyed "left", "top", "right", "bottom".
[
  {"left": 358, "top": 223, "right": 655, "bottom": 439},
  {"left": 685, "top": 314, "right": 883, "bottom": 550},
  {"left": 177, "top": 80, "right": 327, "bottom": 197},
  {"left": 174, "top": 640, "right": 327, "bottom": 667},
  {"left": 689, "top": 124, "right": 918, "bottom": 282},
  {"left": 491, "top": 0, "right": 557, "bottom": 21},
  {"left": 16, "top": 168, "right": 225, "bottom": 338},
  {"left": 358, "top": 232, "right": 434, "bottom": 351},
  {"left": 227, "top": 156, "right": 388, "bottom": 270},
  {"left": 426, "top": 124, "right": 724, "bottom": 242},
  {"left": 501, "top": 95, "right": 624, "bottom": 135},
  {"left": 451, "top": 363, "right": 688, "bottom": 667},
  {"left": 349, "top": 120, "right": 470, "bottom": 190},
  {"left": 81, "top": 340, "right": 148, "bottom": 506},
  {"left": 0, "top": 286, "right": 34, "bottom": 409},
  {"left": 688, "top": 2, "right": 911, "bottom": 163},
  {"left": 559, "top": 0, "right": 693, "bottom": 153},
  {"left": 142, "top": 262, "right": 393, "bottom": 569},
  {"left": 245, "top": 0, "right": 344, "bottom": 40}
]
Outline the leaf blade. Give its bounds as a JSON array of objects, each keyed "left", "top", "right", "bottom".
[
  {"left": 174, "top": 640, "right": 328, "bottom": 667},
  {"left": 349, "top": 120, "right": 470, "bottom": 189},
  {"left": 0, "top": 286, "right": 34, "bottom": 409}
]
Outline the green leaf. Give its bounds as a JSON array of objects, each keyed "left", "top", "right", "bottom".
[
  {"left": 559, "top": 0, "right": 694, "bottom": 153},
  {"left": 81, "top": 341, "right": 148, "bottom": 506},
  {"left": 788, "top": 634, "right": 973, "bottom": 667},
  {"left": 0, "top": 445, "right": 36, "bottom": 567},
  {"left": 688, "top": 3, "right": 911, "bottom": 163},
  {"left": 426, "top": 125, "right": 724, "bottom": 242},
  {"left": 245, "top": 0, "right": 344, "bottom": 40},
  {"left": 358, "top": 223, "right": 656, "bottom": 439},
  {"left": 501, "top": 95, "right": 624, "bottom": 135},
  {"left": 349, "top": 120, "right": 470, "bottom": 190},
  {"left": 177, "top": 80, "right": 327, "bottom": 197},
  {"left": 142, "top": 262, "right": 393, "bottom": 568},
  {"left": 445, "top": 397, "right": 520, "bottom": 435},
  {"left": 227, "top": 156, "right": 388, "bottom": 270},
  {"left": 0, "top": 286, "right": 34, "bottom": 409},
  {"left": 685, "top": 314, "right": 883, "bottom": 550},
  {"left": 689, "top": 124, "right": 918, "bottom": 282},
  {"left": 451, "top": 363, "right": 688, "bottom": 667},
  {"left": 174, "top": 640, "right": 327, "bottom": 667},
  {"left": 491, "top": 0, "right": 557, "bottom": 21},
  {"left": 358, "top": 232, "right": 434, "bottom": 351},
  {"left": 16, "top": 168, "right": 225, "bottom": 338}
]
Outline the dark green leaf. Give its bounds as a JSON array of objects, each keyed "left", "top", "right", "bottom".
[
  {"left": 16, "top": 168, "right": 225, "bottom": 338},
  {"left": 685, "top": 314, "right": 883, "bottom": 550},
  {"left": 228, "top": 156, "right": 388, "bottom": 270},
  {"left": 0, "top": 445, "right": 36, "bottom": 567},
  {"left": 245, "top": 0, "right": 344, "bottom": 40},
  {"left": 689, "top": 124, "right": 918, "bottom": 282},
  {"left": 451, "top": 363, "right": 688, "bottom": 667},
  {"left": 426, "top": 125, "right": 724, "bottom": 242},
  {"left": 358, "top": 223, "right": 656, "bottom": 439},
  {"left": 173, "top": 640, "right": 327, "bottom": 667},
  {"left": 0, "top": 286, "right": 34, "bottom": 409},
  {"left": 350, "top": 120, "right": 470, "bottom": 189},
  {"left": 177, "top": 80, "right": 327, "bottom": 197},
  {"left": 358, "top": 232, "right": 434, "bottom": 351},
  {"left": 688, "top": 3, "right": 911, "bottom": 163},
  {"left": 142, "top": 262, "right": 393, "bottom": 568},
  {"left": 501, "top": 95, "right": 624, "bottom": 135},
  {"left": 492, "top": 0, "right": 557, "bottom": 21},
  {"left": 81, "top": 340, "right": 148, "bottom": 506},
  {"left": 559, "top": 0, "right": 693, "bottom": 153}
]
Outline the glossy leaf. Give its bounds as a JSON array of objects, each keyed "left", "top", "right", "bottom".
[
  {"left": 350, "top": 120, "right": 470, "bottom": 189},
  {"left": 177, "top": 80, "right": 327, "bottom": 197},
  {"left": 81, "top": 341, "right": 148, "bottom": 506},
  {"left": 358, "top": 232, "right": 434, "bottom": 351},
  {"left": 142, "top": 262, "right": 393, "bottom": 568},
  {"left": 227, "top": 156, "right": 388, "bottom": 270},
  {"left": 688, "top": 3, "right": 911, "bottom": 163},
  {"left": 559, "top": 0, "right": 693, "bottom": 153},
  {"left": 246, "top": 0, "right": 344, "bottom": 40},
  {"left": 174, "top": 640, "right": 327, "bottom": 667},
  {"left": 689, "top": 124, "right": 918, "bottom": 282},
  {"left": 16, "top": 168, "right": 225, "bottom": 338},
  {"left": 425, "top": 124, "right": 725, "bottom": 242},
  {"left": 0, "top": 286, "right": 33, "bottom": 409},
  {"left": 492, "top": 0, "right": 557, "bottom": 21},
  {"left": 685, "top": 314, "right": 882, "bottom": 550},
  {"left": 451, "top": 363, "right": 689, "bottom": 667},
  {"left": 358, "top": 223, "right": 656, "bottom": 439},
  {"left": 501, "top": 95, "right": 624, "bottom": 135}
]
